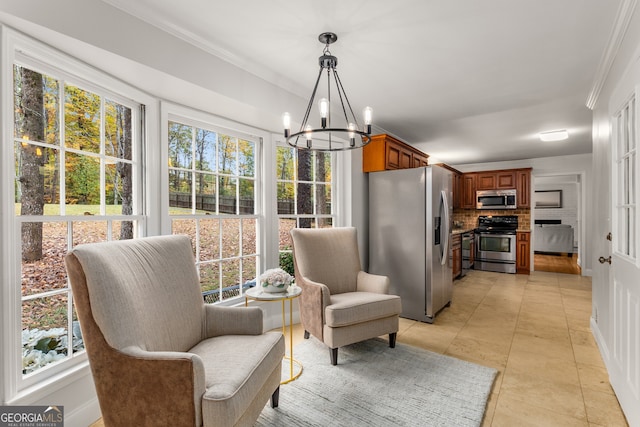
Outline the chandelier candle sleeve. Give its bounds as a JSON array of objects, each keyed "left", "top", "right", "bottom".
[
  {"left": 283, "top": 112, "right": 291, "bottom": 138},
  {"left": 319, "top": 98, "right": 329, "bottom": 128},
  {"left": 283, "top": 32, "right": 373, "bottom": 151}
]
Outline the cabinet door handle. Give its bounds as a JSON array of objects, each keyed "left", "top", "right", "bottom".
[{"left": 598, "top": 256, "right": 611, "bottom": 264}]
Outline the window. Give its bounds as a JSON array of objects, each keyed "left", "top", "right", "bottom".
[
  {"left": 13, "top": 62, "right": 143, "bottom": 378},
  {"left": 613, "top": 96, "right": 637, "bottom": 259},
  {"left": 276, "top": 145, "right": 335, "bottom": 270},
  {"left": 167, "top": 118, "right": 260, "bottom": 303}
]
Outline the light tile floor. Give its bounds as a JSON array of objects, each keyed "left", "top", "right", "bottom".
[
  {"left": 394, "top": 269, "right": 627, "bottom": 427},
  {"left": 92, "top": 270, "right": 628, "bottom": 427},
  {"left": 283, "top": 270, "right": 627, "bottom": 426}
]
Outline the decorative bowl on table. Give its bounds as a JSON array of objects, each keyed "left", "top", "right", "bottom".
[{"left": 259, "top": 268, "right": 294, "bottom": 293}]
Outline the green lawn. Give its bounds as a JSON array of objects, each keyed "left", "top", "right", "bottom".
[{"left": 16, "top": 203, "right": 133, "bottom": 216}]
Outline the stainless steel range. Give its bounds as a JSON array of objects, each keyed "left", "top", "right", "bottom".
[{"left": 475, "top": 215, "right": 518, "bottom": 274}]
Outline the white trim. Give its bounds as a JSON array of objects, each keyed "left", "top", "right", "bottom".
[
  {"left": 99, "top": 0, "right": 306, "bottom": 99},
  {"left": 586, "top": 0, "right": 638, "bottom": 110},
  {"left": 1, "top": 25, "right": 157, "bottom": 405},
  {"left": 532, "top": 170, "right": 589, "bottom": 276}
]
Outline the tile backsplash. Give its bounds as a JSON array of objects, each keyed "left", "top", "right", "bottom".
[{"left": 452, "top": 209, "right": 531, "bottom": 231}]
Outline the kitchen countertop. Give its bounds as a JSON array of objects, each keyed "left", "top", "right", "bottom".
[
  {"left": 452, "top": 228, "right": 532, "bottom": 234},
  {"left": 452, "top": 228, "right": 475, "bottom": 235}
]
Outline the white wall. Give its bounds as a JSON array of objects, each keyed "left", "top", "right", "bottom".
[
  {"left": 590, "top": 0, "right": 640, "bottom": 408},
  {"left": 534, "top": 181, "right": 579, "bottom": 248}
]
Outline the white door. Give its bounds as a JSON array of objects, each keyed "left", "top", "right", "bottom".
[{"left": 608, "top": 89, "right": 640, "bottom": 427}]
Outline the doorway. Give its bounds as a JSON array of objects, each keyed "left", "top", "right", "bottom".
[{"left": 532, "top": 174, "right": 583, "bottom": 275}]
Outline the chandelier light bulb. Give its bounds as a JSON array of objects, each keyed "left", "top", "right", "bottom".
[
  {"left": 319, "top": 98, "right": 329, "bottom": 128},
  {"left": 305, "top": 124, "right": 313, "bottom": 149},
  {"left": 363, "top": 106, "right": 373, "bottom": 134},
  {"left": 348, "top": 123, "right": 356, "bottom": 147},
  {"left": 283, "top": 112, "right": 291, "bottom": 138}
]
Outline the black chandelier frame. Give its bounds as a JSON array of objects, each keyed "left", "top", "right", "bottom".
[{"left": 285, "top": 32, "right": 372, "bottom": 151}]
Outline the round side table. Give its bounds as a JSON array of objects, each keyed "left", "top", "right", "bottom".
[{"left": 245, "top": 285, "right": 303, "bottom": 384}]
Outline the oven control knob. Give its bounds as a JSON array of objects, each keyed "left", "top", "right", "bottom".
[{"left": 598, "top": 256, "right": 612, "bottom": 264}]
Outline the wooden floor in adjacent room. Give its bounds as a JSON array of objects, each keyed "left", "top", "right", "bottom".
[{"left": 534, "top": 252, "right": 581, "bottom": 275}]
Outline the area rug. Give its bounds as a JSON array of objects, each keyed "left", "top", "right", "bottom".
[{"left": 255, "top": 337, "right": 497, "bottom": 427}]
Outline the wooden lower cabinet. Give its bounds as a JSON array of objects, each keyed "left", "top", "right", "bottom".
[
  {"left": 452, "top": 234, "right": 462, "bottom": 279},
  {"left": 516, "top": 231, "right": 531, "bottom": 274}
]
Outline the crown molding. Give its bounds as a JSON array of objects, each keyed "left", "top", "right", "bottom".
[
  {"left": 98, "top": 0, "right": 306, "bottom": 97},
  {"left": 586, "top": 0, "right": 638, "bottom": 109}
]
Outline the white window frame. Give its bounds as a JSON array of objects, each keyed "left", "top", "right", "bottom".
[
  {"left": 612, "top": 91, "right": 640, "bottom": 265},
  {"left": 160, "top": 102, "right": 268, "bottom": 305},
  {"left": 1, "top": 27, "right": 159, "bottom": 402}
]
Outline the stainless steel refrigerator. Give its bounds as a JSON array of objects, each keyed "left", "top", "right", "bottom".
[{"left": 368, "top": 165, "right": 453, "bottom": 323}]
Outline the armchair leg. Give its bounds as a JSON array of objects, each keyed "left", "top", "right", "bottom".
[
  {"left": 330, "top": 348, "right": 338, "bottom": 366},
  {"left": 271, "top": 386, "right": 280, "bottom": 408},
  {"left": 304, "top": 330, "right": 310, "bottom": 339},
  {"left": 389, "top": 332, "right": 397, "bottom": 348}
]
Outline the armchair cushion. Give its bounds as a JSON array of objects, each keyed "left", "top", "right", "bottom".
[
  {"left": 191, "top": 333, "right": 284, "bottom": 426},
  {"left": 326, "top": 292, "right": 402, "bottom": 327}
]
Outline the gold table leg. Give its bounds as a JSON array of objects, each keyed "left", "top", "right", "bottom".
[{"left": 281, "top": 296, "right": 302, "bottom": 384}]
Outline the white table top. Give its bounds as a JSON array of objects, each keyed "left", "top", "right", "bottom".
[{"left": 245, "top": 285, "right": 302, "bottom": 301}]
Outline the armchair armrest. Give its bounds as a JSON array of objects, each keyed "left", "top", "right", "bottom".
[
  {"left": 356, "top": 271, "right": 390, "bottom": 294},
  {"left": 296, "top": 276, "right": 331, "bottom": 340},
  {"left": 204, "top": 305, "right": 264, "bottom": 338},
  {"left": 122, "top": 346, "right": 205, "bottom": 380},
  {"left": 98, "top": 346, "right": 206, "bottom": 426}
]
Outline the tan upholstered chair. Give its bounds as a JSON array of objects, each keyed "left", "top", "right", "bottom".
[
  {"left": 64, "top": 235, "right": 284, "bottom": 427},
  {"left": 290, "top": 227, "right": 402, "bottom": 365}
]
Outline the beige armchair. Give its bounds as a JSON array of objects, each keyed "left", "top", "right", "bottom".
[
  {"left": 290, "top": 227, "right": 402, "bottom": 365},
  {"left": 64, "top": 235, "right": 284, "bottom": 427}
]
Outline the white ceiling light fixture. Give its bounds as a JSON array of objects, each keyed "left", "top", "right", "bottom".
[
  {"left": 283, "top": 32, "right": 373, "bottom": 151},
  {"left": 539, "top": 129, "right": 569, "bottom": 142}
]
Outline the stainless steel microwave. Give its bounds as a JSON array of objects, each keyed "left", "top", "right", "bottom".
[{"left": 476, "top": 189, "right": 517, "bottom": 210}]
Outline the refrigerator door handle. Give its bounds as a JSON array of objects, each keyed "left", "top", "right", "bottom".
[{"left": 440, "top": 189, "right": 449, "bottom": 265}]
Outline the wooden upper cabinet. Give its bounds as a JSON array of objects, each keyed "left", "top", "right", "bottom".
[
  {"left": 476, "top": 173, "right": 496, "bottom": 190},
  {"left": 363, "top": 134, "right": 429, "bottom": 172},
  {"left": 453, "top": 172, "right": 462, "bottom": 209},
  {"left": 412, "top": 152, "right": 430, "bottom": 168},
  {"left": 476, "top": 171, "right": 516, "bottom": 190},
  {"left": 516, "top": 168, "right": 532, "bottom": 208},
  {"left": 461, "top": 173, "right": 477, "bottom": 209},
  {"left": 497, "top": 171, "right": 516, "bottom": 188}
]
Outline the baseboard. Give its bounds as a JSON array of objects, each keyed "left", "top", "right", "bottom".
[
  {"left": 590, "top": 316, "right": 611, "bottom": 368},
  {"left": 65, "top": 396, "right": 101, "bottom": 427}
]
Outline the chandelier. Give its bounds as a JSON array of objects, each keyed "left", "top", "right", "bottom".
[{"left": 283, "top": 32, "right": 373, "bottom": 151}]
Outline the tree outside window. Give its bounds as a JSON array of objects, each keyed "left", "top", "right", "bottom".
[
  {"left": 168, "top": 120, "right": 259, "bottom": 302},
  {"left": 14, "top": 64, "right": 139, "bottom": 375}
]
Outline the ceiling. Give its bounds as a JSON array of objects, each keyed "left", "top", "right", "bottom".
[{"left": 101, "top": 0, "right": 622, "bottom": 165}]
